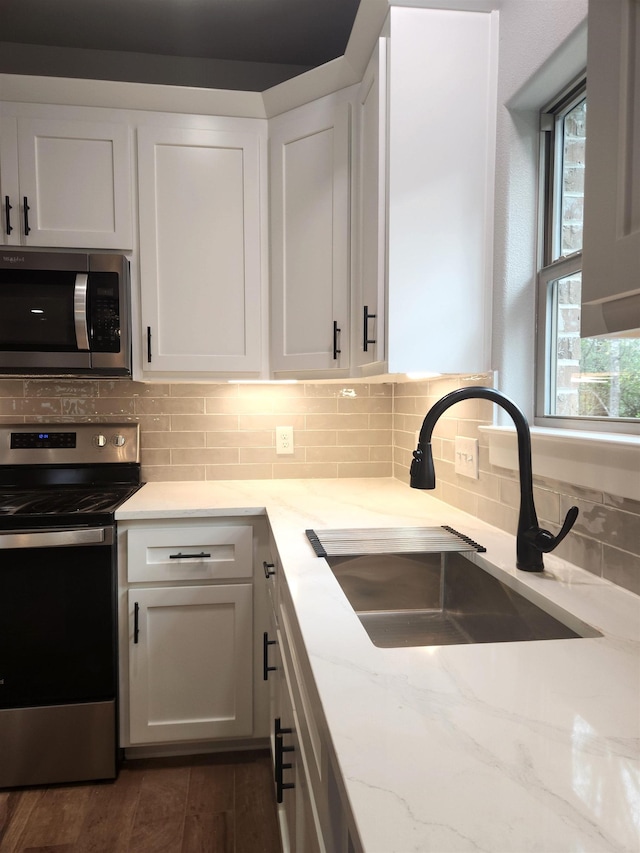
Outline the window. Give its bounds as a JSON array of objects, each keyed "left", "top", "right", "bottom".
[{"left": 536, "top": 79, "right": 640, "bottom": 429}]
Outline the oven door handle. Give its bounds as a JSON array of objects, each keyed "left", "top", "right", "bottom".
[
  {"left": 74, "top": 273, "right": 90, "bottom": 351},
  {"left": 0, "top": 527, "right": 112, "bottom": 549}
]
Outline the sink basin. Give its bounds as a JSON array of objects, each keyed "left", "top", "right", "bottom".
[{"left": 326, "top": 551, "right": 599, "bottom": 648}]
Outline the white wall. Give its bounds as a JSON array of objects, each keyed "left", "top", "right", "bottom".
[{"left": 491, "top": 0, "right": 588, "bottom": 419}]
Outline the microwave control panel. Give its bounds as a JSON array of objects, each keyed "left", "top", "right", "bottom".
[{"left": 89, "top": 274, "right": 121, "bottom": 352}]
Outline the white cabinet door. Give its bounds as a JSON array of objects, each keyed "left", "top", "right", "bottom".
[
  {"left": 1, "top": 114, "right": 132, "bottom": 248},
  {"left": 581, "top": 0, "right": 640, "bottom": 336},
  {"left": 138, "top": 124, "right": 263, "bottom": 375},
  {"left": 386, "top": 8, "right": 496, "bottom": 375},
  {"left": 0, "top": 116, "right": 19, "bottom": 246},
  {"left": 128, "top": 583, "right": 253, "bottom": 744},
  {"left": 352, "top": 39, "right": 387, "bottom": 372},
  {"left": 351, "top": 8, "right": 497, "bottom": 376},
  {"left": 270, "top": 94, "right": 350, "bottom": 376}
]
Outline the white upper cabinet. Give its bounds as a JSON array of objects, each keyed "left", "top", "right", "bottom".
[
  {"left": 352, "top": 7, "right": 498, "bottom": 376},
  {"left": 270, "top": 92, "right": 351, "bottom": 377},
  {"left": 352, "top": 39, "right": 387, "bottom": 373},
  {"left": 581, "top": 0, "right": 640, "bottom": 336},
  {"left": 137, "top": 121, "right": 265, "bottom": 376},
  {"left": 0, "top": 109, "right": 132, "bottom": 249}
]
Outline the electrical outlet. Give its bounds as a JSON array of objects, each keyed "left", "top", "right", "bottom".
[
  {"left": 276, "top": 426, "right": 294, "bottom": 455},
  {"left": 454, "top": 436, "right": 479, "bottom": 479}
]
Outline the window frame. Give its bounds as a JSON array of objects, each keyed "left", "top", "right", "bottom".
[{"left": 534, "top": 75, "right": 640, "bottom": 435}]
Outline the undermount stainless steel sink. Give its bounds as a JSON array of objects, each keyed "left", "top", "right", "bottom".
[{"left": 326, "top": 551, "right": 600, "bottom": 648}]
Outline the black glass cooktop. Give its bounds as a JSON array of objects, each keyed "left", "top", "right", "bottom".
[{"left": 0, "top": 484, "right": 142, "bottom": 529}]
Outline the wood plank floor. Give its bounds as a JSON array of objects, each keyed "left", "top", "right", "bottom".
[{"left": 0, "top": 750, "right": 282, "bottom": 853}]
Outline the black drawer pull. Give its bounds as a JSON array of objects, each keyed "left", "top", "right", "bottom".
[
  {"left": 4, "top": 196, "right": 12, "bottom": 235},
  {"left": 133, "top": 601, "right": 140, "bottom": 644},
  {"left": 274, "top": 717, "right": 295, "bottom": 802},
  {"left": 333, "top": 320, "right": 341, "bottom": 360},
  {"left": 146, "top": 326, "right": 152, "bottom": 363},
  {"left": 169, "top": 551, "right": 211, "bottom": 559},
  {"left": 263, "top": 632, "right": 277, "bottom": 681},
  {"left": 23, "top": 197, "right": 31, "bottom": 235},
  {"left": 275, "top": 717, "right": 292, "bottom": 737},
  {"left": 363, "top": 304, "right": 377, "bottom": 352},
  {"left": 263, "top": 560, "right": 275, "bottom": 579}
]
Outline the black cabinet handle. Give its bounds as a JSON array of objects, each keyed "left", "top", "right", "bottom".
[
  {"left": 275, "top": 717, "right": 292, "bottom": 737},
  {"left": 134, "top": 601, "right": 140, "bottom": 644},
  {"left": 169, "top": 551, "right": 211, "bottom": 559},
  {"left": 23, "top": 197, "right": 31, "bottom": 235},
  {"left": 363, "top": 305, "right": 377, "bottom": 352},
  {"left": 146, "top": 326, "right": 152, "bottom": 363},
  {"left": 333, "top": 320, "right": 341, "bottom": 360},
  {"left": 4, "top": 196, "right": 12, "bottom": 235},
  {"left": 263, "top": 632, "right": 277, "bottom": 681},
  {"left": 274, "top": 717, "right": 295, "bottom": 803},
  {"left": 263, "top": 560, "right": 275, "bottom": 579}
]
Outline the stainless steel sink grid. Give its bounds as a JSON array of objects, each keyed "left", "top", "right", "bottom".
[
  {"left": 326, "top": 551, "right": 600, "bottom": 648},
  {"left": 306, "top": 526, "right": 486, "bottom": 557}
]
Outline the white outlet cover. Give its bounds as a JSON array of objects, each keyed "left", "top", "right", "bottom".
[{"left": 276, "top": 425, "right": 294, "bottom": 455}]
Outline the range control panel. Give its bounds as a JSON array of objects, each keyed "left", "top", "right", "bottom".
[
  {"left": 1, "top": 423, "right": 140, "bottom": 465},
  {"left": 11, "top": 432, "right": 77, "bottom": 450}
]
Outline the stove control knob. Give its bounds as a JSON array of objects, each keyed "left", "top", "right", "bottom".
[
  {"left": 93, "top": 434, "right": 107, "bottom": 448},
  {"left": 112, "top": 434, "right": 126, "bottom": 447}
]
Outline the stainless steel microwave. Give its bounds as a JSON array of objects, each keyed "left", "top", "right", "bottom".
[{"left": 0, "top": 250, "right": 131, "bottom": 376}]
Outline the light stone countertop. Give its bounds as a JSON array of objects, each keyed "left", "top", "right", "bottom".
[{"left": 117, "top": 478, "right": 640, "bottom": 853}]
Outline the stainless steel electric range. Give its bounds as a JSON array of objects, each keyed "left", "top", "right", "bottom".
[{"left": 0, "top": 422, "right": 142, "bottom": 788}]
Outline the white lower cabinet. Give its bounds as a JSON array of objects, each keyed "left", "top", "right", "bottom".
[
  {"left": 276, "top": 630, "right": 325, "bottom": 853},
  {"left": 119, "top": 518, "right": 271, "bottom": 750},
  {"left": 267, "top": 553, "right": 361, "bottom": 853},
  {"left": 128, "top": 583, "right": 253, "bottom": 744}
]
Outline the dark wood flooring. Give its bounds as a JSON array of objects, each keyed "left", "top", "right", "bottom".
[{"left": 0, "top": 750, "right": 282, "bottom": 853}]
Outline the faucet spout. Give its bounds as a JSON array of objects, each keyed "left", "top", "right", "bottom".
[{"left": 410, "top": 386, "right": 578, "bottom": 572}]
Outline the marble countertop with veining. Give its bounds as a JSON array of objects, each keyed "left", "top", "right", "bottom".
[{"left": 117, "top": 478, "right": 640, "bottom": 852}]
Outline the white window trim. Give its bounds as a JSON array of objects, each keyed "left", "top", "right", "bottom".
[
  {"left": 535, "top": 252, "right": 582, "bottom": 427},
  {"left": 480, "top": 424, "right": 640, "bottom": 502},
  {"left": 534, "top": 77, "right": 639, "bottom": 436}
]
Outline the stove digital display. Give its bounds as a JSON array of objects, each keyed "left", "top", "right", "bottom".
[{"left": 11, "top": 432, "right": 77, "bottom": 449}]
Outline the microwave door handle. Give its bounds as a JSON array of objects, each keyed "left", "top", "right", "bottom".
[{"left": 74, "top": 273, "right": 90, "bottom": 351}]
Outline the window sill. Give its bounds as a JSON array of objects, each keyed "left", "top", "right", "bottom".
[{"left": 479, "top": 425, "right": 640, "bottom": 501}]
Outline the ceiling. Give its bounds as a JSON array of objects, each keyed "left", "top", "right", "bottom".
[{"left": 0, "top": 0, "right": 362, "bottom": 91}]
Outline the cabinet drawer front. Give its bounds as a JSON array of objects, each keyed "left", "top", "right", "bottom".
[{"left": 127, "top": 525, "right": 252, "bottom": 582}]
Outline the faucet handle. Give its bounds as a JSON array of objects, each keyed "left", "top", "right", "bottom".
[{"left": 531, "top": 506, "right": 579, "bottom": 553}]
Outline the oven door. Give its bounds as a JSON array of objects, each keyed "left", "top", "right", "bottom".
[
  {"left": 0, "top": 268, "right": 92, "bottom": 371},
  {"left": 0, "top": 526, "right": 117, "bottom": 709}
]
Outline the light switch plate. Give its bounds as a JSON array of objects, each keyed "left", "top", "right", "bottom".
[{"left": 454, "top": 436, "right": 479, "bottom": 479}]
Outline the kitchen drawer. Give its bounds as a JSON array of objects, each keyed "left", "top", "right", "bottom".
[
  {"left": 126, "top": 524, "right": 252, "bottom": 583},
  {"left": 280, "top": 606, "right": 323, "bottom": 790}
]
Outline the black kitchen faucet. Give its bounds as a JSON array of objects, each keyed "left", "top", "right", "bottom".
[{"left": 410, "top": 386, "right": 579, "bottom": 571}]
